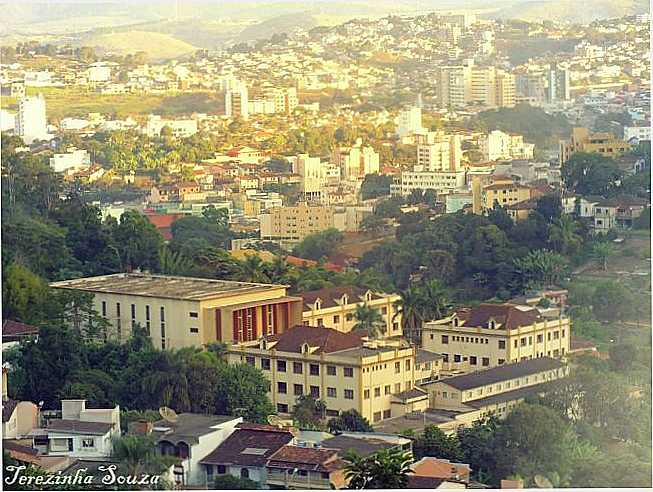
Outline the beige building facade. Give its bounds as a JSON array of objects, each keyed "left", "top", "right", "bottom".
[
  {"left": 259, "top": 202, "right": 335, "bottom": 245},
  {"left": 50, "top": 273, "right": 302, "bottom": 350}
]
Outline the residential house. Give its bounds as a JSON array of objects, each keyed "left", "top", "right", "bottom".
[
  {"left": 410, "top": 457, "right": 471, "bottom": 484},
  {"left": 265, "top": 446, "right": 347, "bottom": 489},
  {"left": 300, "top": 286, "right": 402, "bottom": 338},
  {"left": 50, "top": 273, "right": 303, "bottom": 349}
]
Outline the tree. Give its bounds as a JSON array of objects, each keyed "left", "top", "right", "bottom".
[
  {"left": 344, "top": 448, "right": 412, "bottom": 489},
  {"left": 457, "top": 417, "right": 501, "bottom": 484},
  {"left": 212, "top": 475, "right": 258, "bottom": 489},
  {"left": 393, "top": 286, "right": 424, "bottom": 345},
  {"left": 327, "top": 409, "right": 373, "bottom": 433},
  {"left": 236, "top": 255, "right": 271, "bottom": 283},
  {"left": 292, "top": 395, "right": 327, "bottom": 430},
  {"left": 360, "top": 214, "right": 386, "bottom": 235},
  {"left": 591, "top": 241, "right": 614, "bottom": 271},
  {"left": 215, "top": 364, "right": 275, "bottom": 423},
  {"left": 112, "top": 210, "right": 163, "bottom": 272},
  {"left": 360, "top": 174, "right": 392, "bottom": 200},
  {"left": 513, "top": 249, "right": 569, "bottom": 289},
  {"left": 292, "top": 228, "right": 343, "bottom": 261},
  {"left": 112, "top": 434, "right": 174, "bottom": 478},
  {"left": 561, "top": 152, "right": 622, "bottom": 196},
  {"left": 633, "top": 207, "right": 650, "bottom": 229},
  {"left": 352, "top": 304, "right": 385, "bottom": 339},
  {"left": 591, "top": 280, "right": 634, "bottom": 326},
  {"left": 549, "top": 215, "right": 582, "bottom": 256},
  {"left": 2, "top": 263, "right": 51, "bottom": 325},
  {"left": 413, "top": 425, "right": 463, "bottom": 461}
]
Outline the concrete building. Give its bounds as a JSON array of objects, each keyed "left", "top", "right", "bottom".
[
  {"left": 15, "top": 95, "right": 48, "bottom": 144},
  {"left": 259, "top": 202, "right": 335, "bottom": 245},
  {"left": 295, "top": 154, "right": 327, "bottom": 201},
  {"left": 516, "top": 73, "right": 546, "bottom": 106},
  {"left": 495, "top": 71, "right": 516, "bottom": 108},
  {"left": 481, "top": 176, "right": 535, "bottom": 211},
  {"left": 225, "top": 86, "right": 249, "bottom": 120},
  {"left": 479, "top": 130, "right": 534, "bottom": 162},
  {"left": 270, "top": 87, "right": 298, "bottom": 114},
  {"left": 391, "top": 170, "right": 466, "bottom": 196},
  {"left": 50, "top": 273, "right": 303, "bottom": 349},
  {"left": 266, "top": 446, "right": 347, "bottom": 489},
  {"left": 331, "top": 139, "right": 380, "bottom": 179},
  {"left": 227, "top": 326, "right": 439, "bottom": 423},
  {"left": 422, "top": 303, "right": 571, "bottom": 370},
  {"left": 435, "top": 63, "right": 473, "bottom": 108},
  {"left": 300, "top": 286, "right": 402, "bottom": 337},
  {"left": 416, "top": 133, "right": 463, "bottom": 172},
  {"left": 395, "top": 106, "right": 424, "bottom": 137},
  {"left": 624, "top": 125, "right": 652, "bottom": 144},
  {"left": 559, "top": 127, "right": 630, "bottom": 165},
  {"left": 546, "top": 66, "right": 570, "bottom": 103},
  {"left": 145, "top": 115, "right": 198, "bottom": 138},
  {"left": 49, "top": 148, "right": 91, "bottom": 173}
]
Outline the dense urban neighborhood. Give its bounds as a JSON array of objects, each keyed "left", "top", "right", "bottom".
[{"left": 1, "top": 2, "right": 651, "bottom": 490}]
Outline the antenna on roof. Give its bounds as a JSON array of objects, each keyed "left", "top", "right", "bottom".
[{"left": 159, "top": 406, "right": 178, "bottom": 423}]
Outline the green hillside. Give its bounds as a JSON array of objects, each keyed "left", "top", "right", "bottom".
[{"left": 81, "top": 31, "right": 198, "bottom": 60}]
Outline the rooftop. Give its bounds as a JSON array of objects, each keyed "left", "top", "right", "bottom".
[
  {"left": 453, "top": 303, "right": 544, "bottom": 330},
  {"left": 50, "top": 273, "right": 286, "bottom": 301},
  {"left": 427, "top": 357, "right": 564, "bottom": 392},
  {"left": 46, "top": 419, "right": 113, "bottom": 435},
  {"left": 301, "top": 286, "right": 385, "bottom": 309},
  {"left": 320, "top": 434, "right": 396, "bottom": 458},
  {"left": 267, "top": 445, "right": 344, "bottom": 473},
  {"left": 265, "top": 325, "right": 365, "bottom": 355},
  {"left": 152, "top": 413, "right": 238, "bottom": 445},
  {"left": 2, "top": 320, "right": 39, "bottom": 339}
]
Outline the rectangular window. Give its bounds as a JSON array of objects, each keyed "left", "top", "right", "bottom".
[
  {"left": 395, "top": 362, "right": 401, "bottom": 374},
  {"left": 131, "top": 303, "right": 136, "bottom": 320},
  {"left": 442, "top": 335, "right": 449, "bottom": 344},
  {"left": 381, "top": 307, "right": 387, "bottom": 315},
  {"left": 482, "top": 357, "right": 489, "bottom": 366},
  {"left": 346, "top": 313, "right": 353, "bottom": 322},
  {"left": 383, "top": 409, "right": 391, "bottom": 419},
  {"left": 101, "top": 301, "right": 107, "bottom": 317},
  {"left": 344, "top": 389, "right": 354, "bottom": 400},
  {"left": 394, "top": 383, "right": 401, "bottom": 393},
  {"left": 160, "top": 306, "right": 165, "bottom": 322},
  {"left": 405, "top": 359, "right": 411, "bottom": 371},
  {"left": 498, "top": 358, "right": 505, "bottom": 365},
  {"left": 189, "top": 327, "right": 199, "bottom": 334},
  {"left": 333, "top": 315, "right": 340, "bottom": 324},
  {"left": 116, "top": 302, "right": 121, "bottom": 316},
  {"left": 554, "top": 331, "right": 560, "bottom": 340},
  {"left": 277, "top": 360, "right": 286, "bottom": 372},
  {"left": 216, "top": 465, "right": 226, "bottom": 474},
  {"left": 310, "top": 364, "right": 320, "bottom": 376},
  {"left": 293, "top": 362, "right": 303, "bottom": 374},
  {"left": 454, "top": 354, "right": 461, "bottom": 362},
  {"left": 363, "top": 389, "right": 370, "bottom": 399},
  {"left": 245, "top": 356, "right": 255, "bottom": 366},
  {"left": 81, "top": 438, "right": 94, "bottom": 448},
  {"left": 537, "top": 334, "right": 543, "bottom": 343},
  {"left": 470, "top": 356, "right": 477, "bottom": 365},
  {"left": 294, "top": 384, "right": 303, "bottom": 396},
  {"left": 498, "top": 340, "right": 506, "bottom": 349},
  {"left": 562, "top": 329, "right": 565, "bottom": 338},
  {"left": 317, "top": 318, "right": 324, "bottom": 326},
  {"left": 161, "top": 339, "right": 166, "bottom": 350},
  {"left": 547, "top": 332, "right": 551, "bottom": 341},
  {"left": 189, "top": 312, "right": 198, "bottom": 318},
  {"left": 261, "top": 358, "right": 271, "bottom": 370},
  {"left": 277, "top": 403, "right": 288, "bottom": 413},
  {"left": 310, "top": 386, "right": 320, "bottom": 398},
  {"left": 277, "top": 382, "right": 287, "bottom": 394},
  {"left": 327, "top": 387, "right": 337, "bottom": 398},
  {"left": 373, "top": 411, "right": 382, "bottom": 422},
  {"left": 384, "top": 385, "right": 391, "bottom": 395},
  {"left": 344, "top": 367, "right": 354, "bottom": 377},
  {"left": 528, "top": 336, "right": 532, "bottom": 345},
  {"left": 327, "top": 365, "right": 336, "bottom": 376},
  {"left": 520, "top": 337, "right": 527, "bottom": 347},
  {"left": 374, "top": 387, "right": 381, "bottom": 397}
]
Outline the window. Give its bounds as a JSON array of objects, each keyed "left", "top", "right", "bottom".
[
  {"left": 344, "top": 367, "right": 353, "bottom": 377},
  {"left": 101, "top": 301, "right": 107, "bottom": 317},
  {"left": 385, "top": 385, "right": 391, "bottom": 395},
  {"left": 293, "top": 362, "right": 303, "bottom": 374},
  {"left": 498, "top": 358, "right": 505, "bottom": 365},
  {"left": 482, "top": 357, "right": 489, "bottom": 366},
  {"left": 145, "top": 305, "right": 151, "bottom": 333},
  {"left": 131, "top": 303, "right": 136, "bottom": 322},
  {"left": 327, "top": 387, "right": 337, "bottom": 398},
  {"left": 383, "top": 409, "right": 391, "bottom": 419},
  {"left": 513, "top": 339, "right": 518, "bottom": 348},
  {"left": 310, "top": 386, "right": 320, "bottom": 398},
  {"left": 190, "top": 327, "right": 199, "bottom": 334},
  {"left": 520, "top": 337, "right": 527, "bottom": 347},
  {"left": 470, "top": 356, "right": 477, "bottom": 365},
  {"left": 241, "top": 468, "right": 249, "bottom": 479},
  {"left": 294, "top": 384, "right": 303, "bottom": 396},
  {"left": 373, "top": 411, "right": 382, "bottom": 422},
  {"left": 160, "top": 306, "right": 165, "bottom": 322},
  {"left": 443, "top": 391, "right": 448, "bottom": 399},
  {"left": 454, "top": 354, "right": 461, "bottom": 363},
  {"left": 189, "top": 312, "right": 198, "bottom": 318},
  {"left": 81, "top": 438, "right": 94, "bottom": 448},
  {"left": 277, "top": 360, "right": 287, "bottom": 372},
  {"left": 310, "top": 364, "right": 320, "bottom": 376},
  {"left": 442, "top": 335, "right": 449, "bottom": 344},
  {"left": 317, "top": 318, "right": 324, "bottom": 326},
  {"left": 327, "top": 365, "right": 336, "bottom": 376},
  {"left": 405, "top": 359, "right": 411, "bottom": 371},
  {"left": 374, "top": 387, "right": 381, "bottom": 397},
  {"left": 277, "top": 382, "right": 287, "bottom": 394},
  {"left": 344, "top": 389, "right": 354, "bottom": 400},
  {"left": 364, "top": 389, "right": 370, "bottom": 399},
  {"left": 562, "top": 329, "right": 565, "bottom": 338},
  {"left": 346, "top": 313, "right": 353, "bottom": 322},
  {"left": 381, "top": 307, "right": 387, "bottom": 315},
  {"left": 395, "top": 362, "right": 401, "bottom": 374},
  {"left": 333, "top": 315, "right": 340, "bottom": 324},
  {"left": 395, "top": 383, "right": 401, "bottom": 392},
  {"left": 405, "top": 381, "right": 412, "bottom": 390},
  {"left": 216, "top": 465, "right": 226, "bottom": 474},
  {"left": 498, "top": 340, "right": 506, "bottom": 349},
  {"left": 245, "top": 356, "right": 255, "bottom": 366},
  {"left": 528, "top": 336, "right": 532, "bottom": 345},
  {"left": 261, "top": 358, "right": 270, "bottom": 370},
  {"left": 537, "top": 334, "right": 543, "bottom": 343},
  {"left": 554, "top": 331, "right": 559, "bottom": 340},
  {"left": 547, "top": 332, "right": 551, "bottom": 341}
]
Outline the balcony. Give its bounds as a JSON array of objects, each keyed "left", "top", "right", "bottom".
[{"left": 267, "top": 470, "right": 331, "bottom": 489}]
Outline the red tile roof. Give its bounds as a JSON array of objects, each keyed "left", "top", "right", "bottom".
[
  {"left": 455, "top": 303, "right": 541, "bottom": 330},
  {"left": 2, "top": 320, "right": 39, "bottom": 338},
  {"left": 301, "top": 286, "right": 381, "bottom": 309},
  {"left": 199, "top": 427, "right": 294, "bottom": 467},
  {"left": 268, "top": 325, "right": 363, "bottom": 354},
  {"left": 267, "top": 446, "right": 345, "bottom": 473}
]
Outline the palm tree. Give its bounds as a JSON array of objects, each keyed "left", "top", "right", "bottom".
[
  {"left": 265, "top": 255, "right": 293, "bottom": 284},
  {"left": 394, "top": 287, "right": 424, "bottom": 346},
  {"left": 344, "top": 448, "right": 412, "bottom": 489},
  {"left": 111, "top": 434, "right": 165, "bottom": 477},
  {"left": 420, "top": 280, "right": 452, "bottom": 321},
  {"left": 352, "top": 304, "right": 385, "bottom": 339},
  {"left": 159, "top": 246, "right": 194, "bottom": 275},
  {"left": 237, "top": 254, "right": 271, "bottom": 283},
  {"left": 549, "top": 216, "right": 581, "bottom": 255}
]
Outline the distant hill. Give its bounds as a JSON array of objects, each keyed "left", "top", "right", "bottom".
[
  {"left": 491, "top": 0, "right": 648, "bottom": 23},
  {"left": 80, "top": 31, "right": 198, "bottom": 60},
  {"left": 236, "top": 12, "right": 320, "bottom": 42}
]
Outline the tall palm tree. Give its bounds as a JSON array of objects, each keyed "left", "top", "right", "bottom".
[
  {"left": 112, "top": 435, "right": 158, "bottom": 477},
  {"left": 549, "top": 216, "right": 581, "bottom": 255},
  {"left": 420, "top": 279, "right": 452, "bottom": 321},
  {"left": 393, "top": 287, "right": 424, "bottom": 346},
  {"left": 352, "top": 304, "right": 385, "bottom": 339},
  {"left": 344, "top": 448, "right": 412, "bottom": 489}
]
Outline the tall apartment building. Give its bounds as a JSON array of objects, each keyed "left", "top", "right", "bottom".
[
  {"left": 50, "top": 273, "right": 303, "bottom": 349},
  {"left": 331, "top": 139, "right": 380, "bottom": 179},
  {"left": 227, "top": 326, "right": 440, "bottom": 423},
  {"left": 495, "top": 71, "right": 516, "bottom": 108},
  {"left": 435, "top": 64, "right": 472, "bottom": 108},
  {"left": 559, "top": 127, "right": 630, "bottom": 165},
  {"left": 546, "top": 65, "right": 570, "bottom": 103},
  {"left": 15, "top": 94, "right": 47, "bottom": 144},
  {"left": 421, "top": 303, "right": 571, "bottom": 370},
  {"left": 515, "top": 73, "right": 546, "bottom": 106},
  {"left": 395, "top": 106, "right": 424, "bottom": 137},
  {"left": 259, "top": 202, "right": 335, "bottom": 245},
  {"left": 416, "top": 132, "right": 463, "bottom": 171},
  {"left": 438, "top": 65, "right": 514, "bottom": 109},
  {"left": 270, "top": 87, "right": 298, "bottom": 114},
  {"left": 470, "top": 66, "right": 496, "bottom": 107},
  {"left": 479, "top": 130, "right": 534, "bottom": 162},
  {"left": 295, "top": 154, "right": 326, "bottom": 200},
  {"left": 480, "top": 176, "right": 535, "bottom": 212}
]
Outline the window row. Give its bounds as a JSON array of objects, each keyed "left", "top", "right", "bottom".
[
  {"left": 243, "top": 357, "right": 354, "bottom": 377},
  {"left": 276, "top": 383, "right": 354, "bottom": 400}
]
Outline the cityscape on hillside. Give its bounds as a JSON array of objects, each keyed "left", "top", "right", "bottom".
[{"left": 0, "top": 0, "right": 651, "bottom": 490}]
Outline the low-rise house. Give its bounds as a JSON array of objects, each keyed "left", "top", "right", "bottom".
[
  {"left": 410, "top": 457, "right": 471, "bottom": 484},
  {"left": 266, "top": 446, "right": 347, "bottom": 489},
  {"left": 32, "top": 400, "right": 120, "bottom": 458},
  {"left": 321, "top": 432, "right": 412, "bottom": 458},
  {"left": 2, "top": 319, "right": 39, "bottom": 349},
  {"left": 199, "top": 423, "right": 294, "bottom": 487},
  {"left": 151, "top": 413, "right": 242, "bottom": 486},
  {"left": 301, "top": 286, "right": 402, "bottom": 338}
]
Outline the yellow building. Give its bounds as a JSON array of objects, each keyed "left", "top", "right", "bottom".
[
  {"left": 421, "top": 303, "right": 571, "bottom": 370},
  {"left": 559, "top": 127, "right": 630, "bottom": 165},
  {"left": 481, "top": 176, "right": 534, "bottom": 212},
  {"left": 301, "top": 286, "right": 402, "bottom": 338},
  {"left": 259, "top": 202, "right": 335, "bottom": 245},
  {"left": 495, "top": 71, "right": 516, "bottom": 108},
  {"left": 50, "top": 273, "right": 303, "bottom": 350},
  {"left": 227, "top": 326, "right": 442, "bottom": 424}
]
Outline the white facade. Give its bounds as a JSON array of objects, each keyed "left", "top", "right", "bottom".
[
  {"left": 50, "top": 148, "right": 91, "bottom": 173},
  {"left": 391, "top": 171, "right": 467, "bottom": 196},
  {"left": 0, "top": 109, "right": 15, "bottom": 132},
  {"left": 624, "top": 126, "right": 651, "bottom": 143},
  {"left": 145, "top": 115, "right": 198, "bottom": 138},
  {"left": 15, "top": 95, "right": 48, "bottom": 144},
  {"left": 395, "top": 106, "right": 424, "bottom": 137},
  {"left": 295, "top": 153, "right": 326, "bottom": 195},
  {"left": 87, "top": 63, "right": 112, "bottom": 83},
  {"left": 479, "top": 130, "right": 511, "bottom": 161},
  {"left": 332, "top": 139, "right": 380, "bottom": 179},
  {"left": 225, "top": 85, "right": 249, "bottom": 120}
]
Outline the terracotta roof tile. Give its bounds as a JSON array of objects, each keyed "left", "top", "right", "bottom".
[
  {"left": 456, "top": 303, "right": 541, "bottom": 330},
  {"left": 199, "top": 427, "right": 293, "bottom": 467},
  {"left": 269, "top": 325, "right": 364, "bottom": 354},
  {"left": 2, "top": 320, "right": 39, "bottom": 338},
  {"left": 267, "top": 446, "right": 344, "bottom": 473}
]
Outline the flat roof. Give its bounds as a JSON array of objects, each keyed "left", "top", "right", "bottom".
[{"left": 50, "top": 273, "right": 287, "bottom": 301}]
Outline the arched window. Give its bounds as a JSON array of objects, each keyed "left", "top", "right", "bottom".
[
  {"left": 453, "top": 316, "right": 459, "bottom": 327},
  {"left": 315, "top": 299, "right": 322, "bottom": 310},
  {"left": 241, "top": 468, "right": 250, "bottom": 479}
]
